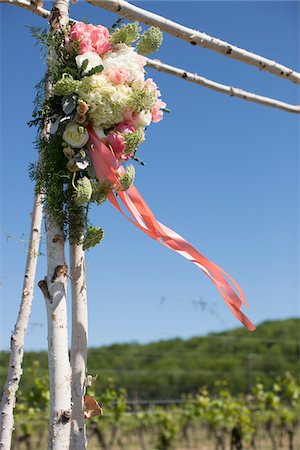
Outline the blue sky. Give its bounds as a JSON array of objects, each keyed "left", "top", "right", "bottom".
[{"left": 0, "top": 1, "right": 299, "bottom": 351}]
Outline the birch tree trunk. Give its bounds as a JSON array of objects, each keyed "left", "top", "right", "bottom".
[
  {"left": 69, "top": 225, "right": 88, "bottom": 450},
  {"left": 0, "top": 193, "right": 43, "bottom": 450},
  {"left": 41, "top": 212, "right": 71, "bottom": 450},
  {"left": 38, "top": 1, "right": 72, "bottom": 449}
]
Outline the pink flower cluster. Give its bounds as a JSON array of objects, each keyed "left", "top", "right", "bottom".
[
  {"left": 70, "top": 22, "right": 111, "bottom": 55},
  {"left": 145, "top": 78, "right": 166, "bottom": 123},
  {"left": 107, "top": 122, "right": 136, "bottom": 161},
  {"left": 152, "top": 98, "right": 166, "bottom": 123}
]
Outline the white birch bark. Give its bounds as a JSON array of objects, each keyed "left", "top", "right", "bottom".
[
  {"left": 2, "top": 0, "right": 299, "bottom": 114},
  {"left": 2, "top": 0, "right": 300, "bottom": 84},
  {"left": 0, "top": 0, "right": 50, "bottom": 18},
  {"left": 145, "top": 58, "right": 300, "bottom": 114},
  {"left": 41, "top": 213, "right": 71, "bottom": 450},
  {"left": 38, "top": 2, "right": 71, "bottom": 449},
  {"left": 87, "top": 0, "right": 300, "bottom": 84},
  {"left": 69, "top": 237, "right": 88, "bottom": 450},
  {"left": 0, "top": 193, "right": 44, "bottom": 450}
]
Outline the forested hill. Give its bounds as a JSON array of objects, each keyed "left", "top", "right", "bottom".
[{"left": 1, "top": 318, "right": 299, "bottom": 400}]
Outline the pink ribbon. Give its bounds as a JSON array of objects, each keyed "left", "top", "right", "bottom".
[{"left": 88, "top": 126, "right": 255, "bottom": 331}]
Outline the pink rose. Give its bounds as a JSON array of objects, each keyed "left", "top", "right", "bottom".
[
  {"left": 79, "top": 39, "right": 94, "bottom": 54},
  {"left": 70, "top": 22, "right": 111, "bottom": 55},
  {"left": 107, "top": 68, "right": 129, "bottom": 85},
  {"left": 91, "top": 27, "right": 111, "bottom": 54},
  {"left": 70, "top": 22, "right": 86, "bottom": 41}
]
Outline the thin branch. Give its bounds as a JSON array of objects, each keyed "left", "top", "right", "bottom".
[
  {"left": 0, "top": 193, "right": 44, "bottom": 450},
  {"left": 87, "top": 0, "right": 300, "bottom": 85},
  {"left": 146, "top": 58, "right": 300, "bottom": 114}
]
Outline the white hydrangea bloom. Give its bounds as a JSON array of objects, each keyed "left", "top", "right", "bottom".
[
  {"left": 78, "top": 74, "right": 132, "bottom": 127},
  {"left": 102, "top": 44, "right": 145, "bottom": 83}
]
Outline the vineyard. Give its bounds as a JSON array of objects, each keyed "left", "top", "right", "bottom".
[
  {"left": 6, "top": 320, "right": 300, "bottom": 450},
  {"left": 11, "top": 368, "right": 300, "bottom": 450}
]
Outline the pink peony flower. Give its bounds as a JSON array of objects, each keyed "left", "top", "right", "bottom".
[
  {"left": 107, "top": 68, "right": 129, "bottom": 85},
  {"left": 91, "top": 26, "right": 111, "bottom": 54},
  {"left": 151, "top": 99, "right": 166, "bottom": 123},
  {"left": 107, "top": 122, "right": 136, "bottom": 160},
  {"left": 70, "top": 22, "right": 85, "bottom": 41},
  {"left": 79, "top": 39, "right": 94, "bottom": 54},
  {"left": 70, "top": 22, "right": 111, "bottom": 55}
]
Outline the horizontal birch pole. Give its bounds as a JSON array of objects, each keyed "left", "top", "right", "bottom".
[
  {"left": 146, "top": 58, "right": 300, "bottom": 114},
  {"left": 0, "top": 0, "right": 50, "bottom": 18},
  {"left": 1, "top": 0, "right": 299, "bottom": 114},
  {"left": 87, "top": 0, "right": 300, "bottom": 85}
]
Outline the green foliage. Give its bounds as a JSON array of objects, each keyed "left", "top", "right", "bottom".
[
  {"left": 2, "top": 319, "right": 298, "bottom": 405},
  {"left": 3, "top": 342, "right": 300, "bottom": 450},
  {"left": 110, "top": 21, "right": 141, "bottom": 45},
  {"left": 34, "top": 133, "right": 69, "bottom": 233},
  {"left": 154, "top": 409, "right": 179, "bottom": 450},
  {"left": 83, "top": 226, "right": 104, "bottom": 251},
  {"left": 85, "top": 64, "right": 104, "bottom": 77},
  {"left": 136, "top": 26, "right": 163, "bottom": 55}
]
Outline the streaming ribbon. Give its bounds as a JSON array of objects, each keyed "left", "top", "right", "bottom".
[{"left": 88, "top": 126, "right": 255, "bottom": 331}]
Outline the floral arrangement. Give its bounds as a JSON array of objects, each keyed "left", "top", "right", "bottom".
[
  {"left": 30, "top": 20, "right": 254, "bottom": 330},
  {"left": 58, "top": 22, "right": 166, "bottom": 161},
  {"left": 31, "top": 20, "right": 165, "bottom": 248}
]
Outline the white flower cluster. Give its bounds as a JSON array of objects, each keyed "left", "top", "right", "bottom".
[
  {"left": 77, "top": 74, "right": 132, "bottom": 127},
  {"left": 102, "top": 44, "right": 145, "bottom": 83}
]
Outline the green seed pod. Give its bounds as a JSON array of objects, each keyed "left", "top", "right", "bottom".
[
  {"left": 128, "top": 89, "right": 156, "bottom": 114},
  {"left": 118, "top": 164, "right": 135, "bottom": 191},
  {"left": 53, "top": 74, "right": 80, "bottom": 96},
  {"left": 72, "top": 176, "right": 92, "bottom": 206},
  {"left": 124, "top": 129, "right": 145, "bottom": 156},
  {"left": 110, "top": 21, "right": 141, "bottom": 45},
  {"left": 136, "top": 26, "right": 163, "bottom": 55}
]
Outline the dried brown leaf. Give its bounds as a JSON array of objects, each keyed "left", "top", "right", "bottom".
[{"left": 84, "top": 395, "right": 103, "bottom": 419}]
